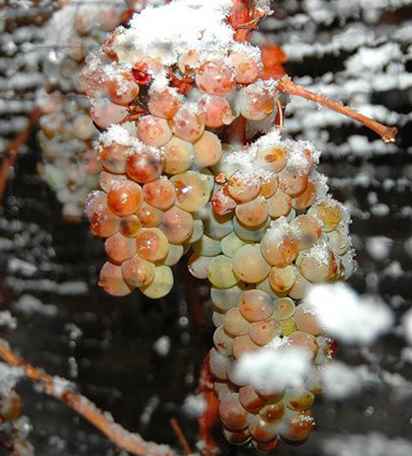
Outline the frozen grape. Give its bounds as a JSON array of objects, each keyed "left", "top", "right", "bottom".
[
  {"left": 239, "top": 385, "right": 265, "bottom": 413},
  {"left": 107, "top": 180, "right": 143, "bottom": 216},
  {"left": 137, "top": 202, "right": 163, "bottom": 227},
  {"left": 237, "top": 84, "right": 274, "bottom": 120},
  {"left": 198, "top": 95, "right": 235, "bottom": 128},
  {"left": 233, "top": 334, "right": 259, "bottom": 359},
  {"left": 171, "top": 171, "right": 212, "bottom": 212},
  {"left": 121, "top": 254, "right": 155, "bottom": 288},
  {"left": 188, "top": 254, "right": 212, "bottom": 279},
  {"left": 196, "top": 60, "right": 236, "bottom": 96},
  {"left": 143, "top": 177, "right": 176, "bottom": 210},
  {"left": 233, "top": 244, "right": 271, "bottom": 283},
  {"left": 224, "top": 308, "right": 250, "bottom": 337},
  {"left": 227, "top": 173, "right": 261, "bottom": 203},
  {"left": 285, "top": 389, "right": 314, "bottom": 412},
  {"left": 136, "top": 228, "right": 169, "bottom": 262},
  {"left": 269, "top": 266, "right": 297, "bottom": 295},
  {"left": 211, "top": 285, "right": 244, "bottom": 313},
  {"left": 148, "top": 88, "right": 182, "bottom": 119},
  {"left": 100, "top": 171, "right": 127, "bottom": 193},
  {"left": 193, "top": 234, "right": 222, "bottom": 257},
  {"left": 248, "top": 415, "right": 279, "bottom": 443},
  {"left": 261, "top": 230, "right": 299, "bottom": 268},
  {"left": 291, "top": 215, "right": 322, "bottom": 251},
  {"left": 279, "top": 170, "right": 309, "bottom": 197},
  {"left": 126, "top": 150, "right": 163, "bottom": 184},
  {"left": 235, "top": 196, "right": 268, "bottom": 228},
  {"left": 161, "top": 206, "right": 194, "bottom": 244},
  {"left": 273, "top": 297, "right": 296, "bottom": 320},
  {"left": 141, "top": 265, "right": 174, "bottom": 299},
  {"left": 239, "top": 289, "right": 274, "bottom": 322},
  {"left": 99, "top": 143, "right": 130, "bottom": 174},
  {"left": 309, "top": 200, "right": 343, "bottom": 232},
  {"left": 287, "top": 331, "right": 318, "bottom": 360},
  {"left": 171, "top": 105, "right": 205, "bottom": 143},
  {"left": 228, "top": 51, "right": 260, "bottom": 84},
  {"left": 137, "top": 115, "right": 172, "bottom": 147},
  {"left": 213, "top": 325, "right": 233, "bottom": 356},
  {"left": 292, "top": 179, "right": 317, "bottom": 211},
  {"left": 267, "top": 191, "right": 292, "bottom": 219},
  {"left": 193, "top": 131, "right": 223, "bottom": 168},
  {"left": 221, "top": 232, "right": 246, "bottom": 258},
  {"left": 99, "top": 261, "right": 131, "bottom": 296},
  {"left": 259, "top": 401, "right": 285, "bottom": 422},
  {"left": 209, "top": 348, "right": 229, "bottom": 380},
  {"left": 105, "top": 232, "right": 136, "bottom": 264},
  {"left": 294, "top": 305, "right": 321, "bottom": 336},
  {"left": 163, "top": 137, "right": 194, "bottom": 175},
  {"left": 211, "top": 187, "right": 237, "bottom": 217},
  {"left": 249, "top": 319, "right": 281, "bottom": 346},
  {"left": 257, "top": 146, "right": 288, "bottom": 173},
  {"left": 208, "top": 255, "right": 238, "bottom": 289}
]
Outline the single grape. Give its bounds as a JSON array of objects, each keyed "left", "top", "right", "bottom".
[
  {"left": 294, "top": 305, "right": 321, "bottom": 336},
  {"left": 99, "top": 171, "right": 127, "bottom": 193},
  {"left": 194, "top": 131, "right": 223, "bottom": 168},
  {"left": 260, "top": 175, "right": 279, "bottom": 199},
  {"left": 121, "top": 254, "right": 155, "bottom": 288},
  {"left": 105, "top": 71, "right": 140, "bottom": 106},
  {"left": 161, "top": 206, "right": 194, "bottom": 244},
  {"left": 171, "top": 171, "right": 212, "bottom": 212},
  {"left": 209, "top": 348, "right": 229, "bottom": 380},
  {"left": 211, "top": 285, "right": 244, "bottom": 313},
  {"left": 237, "top": 84, "right": 274, "bottom": 120},
  {"left": 136, "top": 228, "right": 169, "bottom": 262},
  {"left": 257, "top": 146, "right": 288, "bottom": 173},
  {"left": 259, "top": 401, "right": 285, "bottom": 423},
  {"left": 235, "top": 196, "right": 268, "bottom": 228},
  {"left": 99, "top": 143, "right": 130, "bottom": 174},
  {"left": 141, "top": 265, "right": 174, "bottom": 299},
  {"left": 163, "top": 136, "right": 194, "bottom": 175},
  {"left": 249, "top": 319, "right": 281, "bottom": 346},
  {"left": 208, "top": 255, "right": 238, "bottom": 289},
  {"left": 228, "top": 51, "right": 260, "bottom": 84},
  {"left": 292, "top": 179, "right": 317, "bottom": 211},
  {"left": 188, "top": 254, "right": 212, "bottom": 279},
  {"left": 99, "top": 261, "right": 131, "bottom": 296},
  {"left": 211, "top": 186, "right": 237, "bottom": 217},
  {"left": 288, "top": 272, "right": 311, "bottom": 300},
  {"left": 279, "top": 170, "right": 309, "bottom": 197},
  {"left": 261, "top": 230, "right": 299, "bottom": 268},
  {"left": 90, "top": 98, "right": 128, "bottom": 129},
  {"left": 273, "top": 297, "right": 296, "bottom": 320},
  {"left": 193, "top": 234, "right": 222, "bottom": 257},
  {"left": 286, "top": 331, "right": 318, "bottom": 360},
  {"left": 269, "top": 265, "right": 297, "bottom": 295},
  {"left": 213, "top": 325, "right": 234, "bottom": 356},
  {"left": 143, "top": 177, "right": 176, "bottom": 210},
  {"left": 105, "top": 232, "right": 137, "bottom": 264},
  {"left": 198, "top": 95, "right": 235, "bottom": 128},
  {"left": 224, "top": 308, "right": 250, "bottom": 337},
  {"left": 239, "top": 289, "right": 274, "bottom": 322},
  {"left": 267, "top": 191, "right": 292, "bottom": 219},
  {"left": 248, "top": 415, "right": 279, "bottom": 443},
  {"left": 285, "top": 389, "right": 315, "bottom": 412},
  {"left": 239, "top": 385, "right": 265, "bottom": 413},
  {"left": 221, "top": 232, "right": 246, "bottom": 258},
  {"left": 308, "top": 200, "right": 343, "bottom": 232},
  {"left": 107, "top": 180, "right": 143, "bottom": 216},
  {"left": 233, "top": 217, "right": 270, "bottom": 243},
  {"left": 233, "top": 244, "right": 271, "bottom": 283},
  {"left": 227, "top": 173, "right": 261, "bottom": 203},
  {"left": 126, "top": 150, "right": 163, "bottom": 184},
  {"left": 148, "top": 87, "right": 182, "bottom": 119},
  {"left": 291, "top": 215, "right": 322, "bottom": 251},
  {"left": 171, "top": 104, "right": 205, "bottom": 143},
  {"left": 196, "top": 60, "right": 236, "bottom": 96},
  {"left": 137, "top": 115, "right": 172, "bottom": 147}
]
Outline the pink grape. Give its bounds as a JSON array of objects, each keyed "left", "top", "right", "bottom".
[{"left": 137, "top": 115, "right": 172, "bottom": 147}]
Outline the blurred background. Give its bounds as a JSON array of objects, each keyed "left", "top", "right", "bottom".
[{"left": 0, "top": 0, "right": 411, "bottom": 455}]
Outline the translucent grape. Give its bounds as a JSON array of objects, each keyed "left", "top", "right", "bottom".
[
  {"left": 261, "top": 232, "right": 299, "bottom": 268},
  {"left": 134, "top": 203, "right": 160, "bottom": 228},
  {"left": 299, "top": 250, "right": 337, "bottom": 283},
  {"left": 280, "top": 318, "right": 297, "bottom": 336},
  {"left": 185, "top": 219, "right": 204, "bottom": 244},
  {"left": 273, "top": 297, "right": 296, "bottom": 320},
  {"left": 237, "top": 84, "right": 274, "bottom": 120},
  {"left": 90, "top": 205, "right": 120, "bottom": 238},
  {"left": 208, "top": 255, "right": 238, "bottom": 289},
  {"left": 196, "top": 61, "right": 236, "bottom": 96},
  {"left": 99, "top": 143, "right": 130, "bottom": 174},
  {"left": 248, "top": 415, "right": 279, "bottom": 443},
  {"left": 148, "top": 88, "right": 182, "bottom": 119},
  {"left": 294, "top": 305, "right": 321, "bottom": 336},
  {"left": 99, "top": 262, "right": 131, "bottom": 296},
  {"left": 292, "top": 179, "right": 317, "bottom": 211},
  {"left": 257, "top": 146, "right": 288, "bottom": 173},
  {"left": 212, "top": 311, "right": 225, "bottom": 327},
  {"left": 200, "top": 206, "right": 234, "bottom": 240},
  {"left": 260, "top": 176, "right": 279, "bottom": 199},
  {"left": 228, "top": 51, "right": 260, "bottom": 84},
  {"left": 249, "top": 319, "right": 281, "bottom": 346},
  {"left": 143, "top": 177, "right": 176, "bottom": 210},
  {"left": 90, "top": 98, "right": 128, "bottom": 129},
  {"left": 259, "top": 401, "right": 285, "bottom": 422},
  {"left": 327, "top": 229, "right": 351, "bottom": 255},
  {"left": 309, "top": 200, "right": 343, "bottom": 232},
  {"left": 171, "top": 105, "right": 205, "bottom": 143},
  {"left": 233, "top": 244, "right": 271, "bottom": 283},
  {"left": 239, "top": 289, "right": 274, "bottom": 322},
  {"left": 198, "top": 95, "right": 235, "bottom": 128},
  {"left": 137, "top": 115, "right": 172, "bottom": 147},
  {"left": 171, "top": 171, "right": 212, "bottom": 212},
  {"left": 221, "top": 232, "right": 246, "bottom": 258},
  {"left": 193, "top": 131, "right": 223, "bottom": 168},
  {"left": 279, "top": 170, "right": 309, "bottom": 197},
  {"left": 233, "top": 217, "right": 270, "bottom": 243},
  {"left": 188, "top": 254, "right": 212, "bottom": 279},
  {"left": 286, "top": 331, "right": 318, "bottom": 359},
  {"left": 163, "top": 244, "right": 184, "bottom": 266},
  {"left": 285, "top": 389, "right": 315, "bottom": 412},
  {"left": 227, "top": 174, "right": 261, "bottom": 203},
  {"left": 106, "top": 72, "right": 140, "bottom": 106},
  {"left": 211, "top": 285, "right": 244, "bottom": 313},
  {"left": 163, "top": 137, "right": 194, "bottom": 175},
  {"left": 279, "top": 411, "right": 314, "bottom": 442},
  {"left": 105, "top": 232, "right": 136, "bottom": 264},
  {"left": 267, "top": 191, "right": 292, "bottom": 219},
  {"left": 135, "top": 228, "right": 169, "bottom": 262},
  {"left": 161, "top": 207, "right": 193, "bottom": 244},
  {"left": 224, "top": 308, "right": 250, "bottom": 337},
  {"left": 235, "top": 196, "right": 268, "bottom": 228},
  {"left": 291, "top": 215, "right": 322, "bottom": 251},
  {"left": 107, "top": 181, "right": 143, "bottom": 216},
  {"left": 126, "top": 150, "right": 163, "bottom": 184},
  {"left": 223, "top": 429, "right": 251, "bottom": 445},
  {"left": 121, "top": 254, "right": 155, "bottom": 288},
  {"left": 141, "top": 265, "right": 174, "bottom": 299},
  {"left": 288, "top": 272, "right": 311, "bottom": 300},
  {"left": 269, "top": 266, "right": 297, "bottom": 295}
]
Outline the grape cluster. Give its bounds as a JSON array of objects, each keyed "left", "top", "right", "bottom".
[{"left": 81, "top": 0, "right": 355, "bottom": 450}]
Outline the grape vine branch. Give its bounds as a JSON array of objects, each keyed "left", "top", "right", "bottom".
[{"left": 0, "top": 341, "right": 177, "bottom": 456}]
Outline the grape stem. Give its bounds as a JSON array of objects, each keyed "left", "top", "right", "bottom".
[
  {"left": 170, "top": 418, "right": 193, "bottom": 456},
  {"left": 0, "top": 108, "right": 41, "bottom": 202},
  {"left": 0, "top": 341, "right": 176, "bottom": 456},
  {"left": 277, "top": 77, "right": 398, "bottom": 143}
]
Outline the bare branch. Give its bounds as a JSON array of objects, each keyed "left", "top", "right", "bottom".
[
  {"left": 277, "top": 77, "right": 398, "bottom": 144},
  {"left": 0, "top": 342, "right": 176, "bottom": 456}
]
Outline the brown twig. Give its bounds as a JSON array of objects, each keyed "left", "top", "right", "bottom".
[
  {"left": 0, "top": 342, "right": 176, "bottom": 456},
  {"left": 277, "top": 77, "right": 398, "bottom": 143},
  {"left": 170, "top": 418, "right": 193, "bottom": 456},
  {"left": 0, "top": 108, "right": 41, "bottom": 201}
]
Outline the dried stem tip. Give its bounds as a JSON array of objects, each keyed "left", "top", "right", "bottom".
[{"left": 277, "top": 77, "right": 398, "bottom": 144}]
